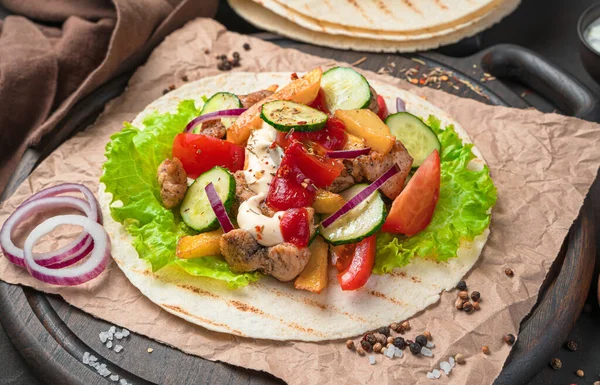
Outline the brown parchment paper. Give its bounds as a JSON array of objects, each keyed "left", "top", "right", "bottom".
[{"left": 1, "top": 19, "right": 600, "bottom": 385}]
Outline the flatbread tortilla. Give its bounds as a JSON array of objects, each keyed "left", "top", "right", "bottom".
[
  {"left": 252, "top": 0, "right": 519, "bottom": 41},
  {"left": 229, "top": 0, "right": 520, "bottom": 52},
  {"left": 100, "top": 72, "right": 490, "bottom": 341}
]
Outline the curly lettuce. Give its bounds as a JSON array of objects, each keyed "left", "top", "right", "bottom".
[
  {"left": 374, "top": 116, "right": 497, "bottom": 273},
  {"left": 101, "top": 100, "right": 260, "bottom": 287}
]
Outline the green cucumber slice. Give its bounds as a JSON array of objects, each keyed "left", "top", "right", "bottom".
[
  {"left": 193, "top": 92, "right": 242, "bottom": 133},
  {"left": 260, "top": 100, "right": 328, "bottom": 132},
  {"left": 385, "top": 112, "right": 441, "bottom": 168},
  {"left": 321, "top": 67, "right": 372, "bottom": 113},
  {"left": 180, "top": 166, "right": 236, "bottom": 232},
  {"left": 320, "top": 184, "right": 386, "bottom": 246}
]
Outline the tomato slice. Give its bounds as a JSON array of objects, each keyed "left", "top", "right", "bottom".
[
  {"left": 266, "top": 155, "right": 316, "bottom": 211},
  {"left": 275, "top": 117, "right": 347, "bottom": 152},
  {"left": 337, "top": 235, "right": 376, "bottom": 291},
  {"left": 331, "top": 244, "right": 355, "bottom": 273},
  {"left": 376, "top": 95, "right": 389, "bottom": 121},
  {"left": 309, "top": 88, "right": 329, "bottom": 114},
  {"left": 280, "top": 207, "right": 311, "bottom": 248},
  {"left": 382, "top": 150, "right": 441, "bottom": 236},
  {"left": 285, "top": 142, "right": 343, "bottom": 188},
  {"left": 172, "top": 133, "right": 245, "bottom": 179}
]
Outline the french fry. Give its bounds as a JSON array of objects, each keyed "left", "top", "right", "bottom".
[
  {"left": 313, "top": 190, "right": 346, "bottom": 215},
  {"left": 334, "top": 109, "right": 395, "bottom": 154},
  {"left": 294, "top": 236, "right": 329, "bottom": 294},
  {"left": 176, "top": 229, "right": 223, "bottom": 259}
]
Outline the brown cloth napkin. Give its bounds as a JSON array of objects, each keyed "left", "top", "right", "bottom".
[{"left": 0, "top": 0, "right": 218, "bottom": 196}]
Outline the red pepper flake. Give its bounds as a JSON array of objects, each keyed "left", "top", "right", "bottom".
[
  {"left": 269, "top": 142, "right": 278, "bottom": 149},
  {"left": 255, "top": 225, "right": 265, "bottom": 241},
  {"left": 290, "top": 72, "right": 299, "bottom": 80}
]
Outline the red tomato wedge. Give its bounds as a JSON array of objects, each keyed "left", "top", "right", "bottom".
[
  {"left": 280, "top": 207, "right": 311, "bottom": 248},
  {"left": 382, "top": 149, "right": 440, "bottom": 236},
  {"left": 337, "top": 235, "right": 376, "bottom": 291},
  {"left": 266, "top": 154, "right": 316, "bottom": 211},
  {"left": 331, "top": 244, "right": 355, "bottom": 273},
  {"left": 172, "top": 133, "right": 245, "bottom": 179},
  {"left": 309, "top": 88, "right": 329, "bottom": 114},
  {"left": 376, "top": 95, "right": 389, "bottom": 121},
  {"left": 285, "top": 142, "right": 344, "bottom": 188}
]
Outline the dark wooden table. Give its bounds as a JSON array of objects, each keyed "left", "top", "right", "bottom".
[{"left": 1, "top": 0, "right": 600, "bottom": 384}]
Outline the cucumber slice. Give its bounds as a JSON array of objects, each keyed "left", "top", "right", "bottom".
[
  {"left": 321, "top": 67, "right": 372, "bottom": 113},
  {"left": 180, "top": 167, "right": 236, "bottom": 232},
  {"left": 193, "top": 92, "right": 242, "bottom": 133},
  {"left": 385, "top": 112, "right": 441, "bottom": 168},
  {"left": 260, "top": 100, "right": 328, "bottom": 132},
  {"left": 320, "top": 184, "right": 386, "bottom": 245}
]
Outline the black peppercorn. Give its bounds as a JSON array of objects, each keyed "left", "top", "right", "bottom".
[
  {"left": 219, "top": 54, "right": 227, "bottom": 60},
  {"left": 471, "top": 291, "right": 481, "bottom": 302},
  {"left": 503, "top": 334, "right": 515, "bottom": 345},
  {"left": 415, "top": 335, "right": 428, "bottom": 347},
  {"left": 162, "top": 89, "right": 169, "bottom": 95},
  {"left": 393, "top": 337, "right": 406, "bottom": 349},
  {"left": 463, "top": 301, "right": 474, "bottom": 313},
  {"left": 457, "top": 280, "right": 467, "bottom": 291},
  {"left": 364, "top": 333, "right": 377, "bottom": 345},
  {"left": 243, "top": 43, "right": 251, "bottom": 51},
  {"left": 233, "top": 52, "right": 240, "bottom": 59},
  {"left": 409, "top": 342, "right": 421, "bottom": 355},
  {"left": 566, "top": 340, "right": 578, "bottom": 351},
  {"left": 222, "top": 61, "right": 232, "bottom": 71},
  {"left": 550, "top": 357, "right": 562, "bottom": 370},
  {"left": 231, "top": 59, "right": 241, "bottom": 68},
  {"left": 378, "top": 326, "right": 390, "bottom": 337},
  {"left": 361, "top": 340, "right": 372, "bottom": 352}
]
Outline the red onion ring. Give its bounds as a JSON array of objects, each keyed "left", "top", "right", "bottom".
[
  {"left": 322, "top": 165, "right": 400, "bottom": 228},
  {"left": 185, "top": 108, "right": 247, "bottom": 133},
  {"left": 205, "top": 182, "right": 234, "bottom": 233},
  {"left": 396, "top": 97, "right": 406, "bottom": 113},
  {"left": 0, "top": 197, "right": 94, "bottom": 267},
  {"left": 326, "top": 148, "right": 371, "bottom": 159},
  {"left": 23, "top": 215, "right": 110, "bottom": 286}
]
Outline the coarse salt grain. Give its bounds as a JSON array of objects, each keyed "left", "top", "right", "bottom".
[
  {"left": 109, "top": 326, "right": 116, "bottom": 334},
  {"left": 115, "top": 332, "right": 124, "bottom": 340},
  {"left": 106, "top": 341, "right": 113, "bottom": 349},
  {"left": 440, "top": 361, "right": 451, "bottom": 375},
  {"left": 394, "top": 348, "right": 403, "bottom": 358},
  {"left": 147, "top": 348, "right": 154, "bottom": 353},
  {"left": 432, "top": 369, "right": 441, "bottom": 379},
  {"left": 421, "top": 346, "right": 434, "bottom": 357},
  {"left": 122, "top": 329, "right": 130, "bottom": 337},
  {"left": 82, "top": 352, "right": 90, "bottom": 364},
  {"left": 385, "top": 346, "right": 395, "bottom": 358},
  {"left": 426, "top": 341, "right": 435, "bottom": 349},
  {"left": 110, "top": 374, "right": 119, "bottom": 382},
  {"left": 120, "top": 380, "right": 128, "bottom": 385},
  {"left": 369, "top": 355, "right": 376, "bottom": 365},
  {"left": 449, "top": 356, "right": 455, "bottom": 367},
  {"left": 99, "top": 332, "right": 108, "bottom": 343},
  {"left": 114, "top": 345, "right": 124, "bottom": 353},
  {"left": 427, "top": 372, "right": 435, "bottom": 379},
  {"left": 89, "top": 355, "right": 97, "bottom": 362}
]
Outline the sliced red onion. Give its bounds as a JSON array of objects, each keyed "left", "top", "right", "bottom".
[
  {"left": 205, "top": 183, "right": 234, "bottom": 233},
  {"left": 23, "top": 215, "right": 110, "bottom": 286},
  {"left": 185, "top": 108, "right": 247, "bottom": 133},
  {"left": 0, "top": 184, "right": 100, "bottom": 269},
  {"left": 326, "top": 148, "right": 371, "bottom": 159},
  {"left": 396, "top": 97, "right": 406, "bottom": 113},
  {"left": 0, "top": 197, "right": 93, "bottom": 267},
  {"left": 322, "top": 165, "right": 400, "bottom": 228}
]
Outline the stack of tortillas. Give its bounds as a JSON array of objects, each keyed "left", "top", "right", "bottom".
[{"left": 228, "top": 0, "right": 521, "bottom": 52}]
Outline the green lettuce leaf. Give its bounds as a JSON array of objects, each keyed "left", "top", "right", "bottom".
[
  {"left": 101, "top": 100, "right": 259, "bottom": 287},
  {"left": 374, "top": 116, "right": 497, "bottom": 273}
]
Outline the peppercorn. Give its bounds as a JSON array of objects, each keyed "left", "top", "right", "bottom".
[
  {"left": 231, "top": 59, "right": 241, "bottom": 68},
  {"left": 181, "top": 75, "right": 189, "bottom": 82},
  {"left": 409, "top": 342, "right": 421, "bottom": 355},
  {"left": 373, "top": 333, "right": 387, "bottom": 346},
  {"left": 361, "top": 340, "right": 372, "bottom": 352},
  {"left": 387, "top": 336, "right": 394, "bottom": 345},
  {"left": 162, "top": 89, "right": 170, "bottom": 95},
  {"left": 346, "top": 340, "right": 355, "bottom": 350},
  {"left": 203, "top": 49, "right": 210, "bottom": 54},
  {"left": 463, "top": 301, "right": 474, "bottom": 313},
  {"left": 455, "top": 298, "right": 466, "bottom": 310},
  {"left": 220, "top": 54, "right": 227, "bottom": 60},
  {"left": 378, "top": 326, "right": 391, "bottom": 337},
  {"left": 394, "top": 323, "right": 405, "bottom": 333},
  {"left": 393, "top": 337, "right": 406, "bottom": 349},
  {"left": 357, "top": 346, "right": 365, "bottom": 356},
  {"left": 457, "top": 280, "right": 467, "bottom": 291},
  {"left": 471, "top": 291, "right": 481, "bottom": 302},
  {"left": 566, "top": 340, "right": 578, "bottom": 351},
  {"left": 593, "top": 381, "right": 600, "bottom": 385},
  {"left": 455, "top": 353, "right": 465, "bottom": 364},
  {"left": 233, "top": 52, "right": 240, "bottom": 59},
  {"left": 576, "top": 369, "right": 584, "bottom": 377},
  {"left": 505, "top": 268, "right": 514, "bottom": 277},
  {"left": 423, "top": 331, "right": 432, "bottom": 341},
  {"left": 364, "top": 333, "right": 377, "bottom": 345},
  {"left": 401, "top": 321, "right": 410, "bottom": 330},
  {"left": 373, "top": 342, "right": 382, "bottom": 353},
  {"left": 482, "top": 346, "right": 490, "bottom": 354},
  {"left": 222, "top": 61, "right": 232, "bottom": 71},
  {"left": 459, "top": 291, "right": 469, "bottom": 300},
  {"left": 390, "top": 322, "right": 398, "bottom": 331},
  {"left": 473, "top": 301, "right": 481, "bottom": 311},
  {"left": 550, "top": 357, "right": 562, "bottom": 369},
  {"left": 503, "top": 334, "right": 515, "bottom": 345},
  {"left": 243, "top": 43, "right": 251, "bottom": 51},
  {"left": 415, "top": 335, "right": 428, "bottom": 347},
  {"left": 168, "top": 84, "right": 175, "bottom": 91}
]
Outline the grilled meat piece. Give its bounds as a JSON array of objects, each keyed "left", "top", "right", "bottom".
[
  {"left": 197, "top": 119, "right": 226, "bottom": 139},
  {"left": 220, "top": 230, "right": 311, "bottom": 282},
  {"left": 237, "top": 89, "right": 275, "bottom": 109},
  {"left": 328, "top": 168, "right": 355, "bottom": 193},
  {"left": 157, "top": 157, "right": 187, "bottom": 209}
]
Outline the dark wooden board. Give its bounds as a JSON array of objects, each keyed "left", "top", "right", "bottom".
[{"left": 0, "top": 37, "right": 596, "bottom": 385}]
